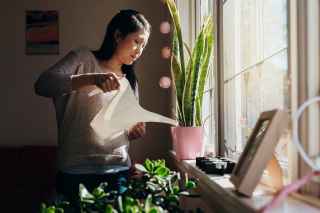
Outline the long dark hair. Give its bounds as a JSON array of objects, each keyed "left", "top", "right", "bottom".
[{"left": 94, "top": 9, "right": 151, "bottom": 90}]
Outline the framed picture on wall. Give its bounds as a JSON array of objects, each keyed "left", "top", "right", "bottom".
[
  {"left": 230, "top": 109, "right": 289, "bottom": 197},
  {"left": 26, "top": 10, "right": 59, "bottom": 55}
]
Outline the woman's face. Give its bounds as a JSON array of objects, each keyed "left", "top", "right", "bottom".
[{"left": 114, "top": 29, "right": 149, "bottom": 65}]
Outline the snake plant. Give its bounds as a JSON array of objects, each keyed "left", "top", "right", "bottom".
[{"left": 164, "top": 0, "right": 214, "bottom": 126}]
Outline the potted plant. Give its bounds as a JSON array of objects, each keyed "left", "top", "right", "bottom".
[
  {"left": 163, "top": 0, "right": 214, "bottom": 160},
  {"left": 40, "top": 159, "right": 200, "bottom": 213}
]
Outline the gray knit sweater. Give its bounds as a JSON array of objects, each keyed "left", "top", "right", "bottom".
[{"left": 34, "top": 47, "right": 133, "bottom": 174}]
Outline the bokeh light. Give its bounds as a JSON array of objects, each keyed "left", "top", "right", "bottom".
[
  {"left": 160, "top": 21, "right": 170, "bottom": 34},
  {"left": 159, "top": 76, "right": 171, "bottom": 89},
  {"left": 161, "top": 46, "right": 171, "bottom": 59}
]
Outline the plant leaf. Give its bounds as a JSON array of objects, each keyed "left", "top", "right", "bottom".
[
  {"left": 197, "top": 16, "right": 214, "bottom": 116},
  {"left": 135, "top": 163, "right": 148, "bottom": 173},
  {"left": 183, "top": 28, "right": 205, "bottom": 126},
  {"left": 195, "top": 96, "right": 201, "bottom": 126},
  {"left": 144, "top": 194, "right": 152, "bottom": 212},
  {"left": 185, "top": 180, "right": 197, "bottom": 189},
  {"left": 79, "top": 184, "right": 94, "bottom": 201},
  {"left": 144, "top": 159, "right": 154, "bottom": 173},
  {"left": 171, "top": 54, "right": 185, "bottom": 124},
  {"left": 165, "top": 0, "right": 186, "bottom": 77},
  {"left": 155, "top": 166, "right": 170, "bottom": 177},
  {"left": 105, "top": 204, "right": 118, "bottom": 213}
]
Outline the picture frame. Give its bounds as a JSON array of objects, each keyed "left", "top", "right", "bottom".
[
  {"left": 230, "top": 109, "right": 289, "bottom": 197},
  {"left": 25, "top": 10, "right": 59, "bottom": 55}
]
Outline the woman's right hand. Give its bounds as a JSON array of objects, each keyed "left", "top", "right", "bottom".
[
  {"left": 71, "top": 72, "right": 121, "bottom": 93},
  {"left": 94, "top": 72, "right": 120, "bottom": 92}
]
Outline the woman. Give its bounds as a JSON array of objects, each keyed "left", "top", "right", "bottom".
[{"left": 34, "top": 9, "right": 151, "bottom": 204}]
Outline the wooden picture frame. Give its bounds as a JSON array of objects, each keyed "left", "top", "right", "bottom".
[{"left": 230, "top": 109, "right": 289, "bottom": 196}]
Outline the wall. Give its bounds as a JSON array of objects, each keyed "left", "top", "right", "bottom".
[{"left": 0, "top": 0, "right": 173, "bottom": 161}]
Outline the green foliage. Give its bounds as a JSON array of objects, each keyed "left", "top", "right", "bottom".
[
  {"left": 40, "top": 159, "right": 201, "bottom": 213},
  {"left": 164, "top": 0, "right": 214, "bottom": 126},
  {"left": 136, "top": 159, "right": 170, "bottom": 177},
  {"left": 40, "top": 201, "right": 69, "bottom": 213}
]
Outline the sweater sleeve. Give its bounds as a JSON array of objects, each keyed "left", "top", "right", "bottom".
[{"left": 34, "top": 50, "right": 81, "bottom": 98}]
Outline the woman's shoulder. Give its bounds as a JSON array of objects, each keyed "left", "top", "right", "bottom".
[
  {"left": 72, "top": 46, "right": 93, "bottom": 59},
  {"left": 71, "top": 46, "right": 97, "bottom": 61}
]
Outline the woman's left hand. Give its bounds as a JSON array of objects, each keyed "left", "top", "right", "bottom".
[{"left": 127, "top": 122, "right": 146, "bottom": 141}]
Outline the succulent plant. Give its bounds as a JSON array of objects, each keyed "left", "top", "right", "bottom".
[{"left": 40, "top": 159, "right": 201, "bottom": 213}]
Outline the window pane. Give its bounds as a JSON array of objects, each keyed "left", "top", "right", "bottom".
[
  {"left": 222, "top": 0, "right": 289, "bottom": 160},
  {"left": 223, "top": 0, "right": 237, "bottom": 81},
  {"left": 240, "top": 0, "right": 258, "bottom": 69},
  {"left": 241, "top": 66, "right": 261, "bottom": 145},
  {"left": 200, "top": 0, "right": 213, "bottom": 22},
  {"left": 241, "top": 50, "right": 289, "bottom": 147},
  {"left": 260, "top": 50, "right": 289, "bottom": 111},
  {"left": 263, "top": 0, "right": 288, "bottom": 57},
  {"left": 224, "top": 75, "right": 243, "bottom": 154},
  {"left": 199, "top": 0, "right": 215, "bottom": 153}
]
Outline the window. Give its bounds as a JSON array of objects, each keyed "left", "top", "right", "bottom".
[
  {"left": 174, "top": 0, "right": 320, "bottom": 201},
  {"left": 220, "top": 0, "right": 320, "bottom": 198},
  {"left": 198, "top": 0, "right": 215, "bottom": 154},
  {"left": 221, "top": 0, "right": 290, "bottom": 171},
  {"left": 175, "top": 0, "right": 320, "bottom": 201}
]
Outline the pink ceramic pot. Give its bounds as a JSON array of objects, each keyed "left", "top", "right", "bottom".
[
  {"left": 171, "top": 126, "right": 204, "bottom": 160},
  {"left": 171, "top": 126, "right": 177, "bottom": 151}
]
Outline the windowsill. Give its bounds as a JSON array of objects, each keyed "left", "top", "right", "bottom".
[{"left": 169, "top": 151, "right": 320, "bottom": 213}]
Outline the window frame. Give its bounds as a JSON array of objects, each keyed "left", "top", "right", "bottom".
[{"left": 215, "top": 0, "right": 225, "bottom": 157}]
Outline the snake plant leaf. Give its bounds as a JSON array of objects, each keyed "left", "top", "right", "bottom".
[
  {"left": 194, "top": 20, "right": 213, "bottom": 125},
  {"left": 171, "top": 54, "right": 185, "bottom": 124},
  {"left": 165, "top": 0, "right": 185, "bottom": 75},
  {"left": 197, "top": 17, "right": 214, "bottom": 109},
  {"left": 182, "top": 40, "right": 192, "bottom": 88},
  {"left": 172, "top": 28, "right": 180, "bottom": 63},
  {"left": 195, "top": 96, "right": 201, "bottom": 126},
  {"left": 183, "top": 29, "right": 205, "bottom": 126},
  {"left": 182, "top": 44, "right": 194, "bottom": 126},
  {"left": 183, "top": 41, "right": 192, "bottom": 58},
  {"left": 170, "top": 12, "right": 185, "bottom": 124}
]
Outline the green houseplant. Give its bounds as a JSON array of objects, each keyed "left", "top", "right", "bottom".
[
  {"left": 164, "top": 0, "right": 214, "bottom": 160},
  {"left": 40, "top": 159, "right": 200, "bottom": 213}
]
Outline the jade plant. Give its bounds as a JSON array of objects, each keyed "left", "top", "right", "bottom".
[
  {"left": 164, "top": 0, "right": 214, "bottom": 126},
  {"left": 40, "top": 159, "right": 201, "bottom": 213}
]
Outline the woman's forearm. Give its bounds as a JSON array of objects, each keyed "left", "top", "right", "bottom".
[{"left": 71, "top": 74, "right": 96, "bottom": 90}]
